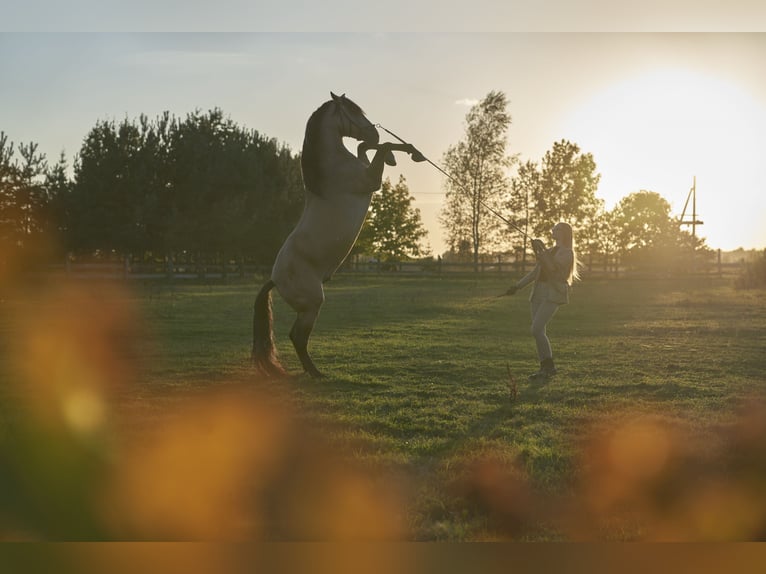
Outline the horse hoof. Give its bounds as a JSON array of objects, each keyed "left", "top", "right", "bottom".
[
  {"left": 384, "top": 151, "right": 397, "bottom": 166},
  {"left": 410, "top": 150, "right": 426, "bottom": 162}
]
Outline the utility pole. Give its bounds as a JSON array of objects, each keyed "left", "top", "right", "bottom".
[{"left": 679, "top": 176, "right": 704, "bottom": 272}]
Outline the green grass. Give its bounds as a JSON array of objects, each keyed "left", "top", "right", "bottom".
[
  {"left": 1, "top": 273, "right": 765, "bottom": 540},
  {"left": 134, "top": 275, "right": 766, "bottom": 538}
]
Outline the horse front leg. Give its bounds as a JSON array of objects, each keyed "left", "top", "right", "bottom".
[
  {"left": 361, "top": 142, "right": 424, "bottom": 165},
  {"left": 387, "top": 142, "right": 425, "bottom": 162},
  {"left": 357, "top": 141, "right": 395, "bottom": 166},
  {"left": 290, "top": 307, "right": 323, "bottom": 378},
  {"left": 361, "top": 142, "right": 425, "bottom": 190}
]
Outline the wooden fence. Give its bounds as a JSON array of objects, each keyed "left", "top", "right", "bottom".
[{"left": 45, "top": 252, "right": 746, "bottom": 282}]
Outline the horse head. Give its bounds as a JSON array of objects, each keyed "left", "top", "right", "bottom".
[{"left": 330, "top": 92, "right": 379, "bottom": 144}]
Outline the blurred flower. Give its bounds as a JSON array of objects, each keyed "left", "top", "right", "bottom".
[
  {"left": 0, "top": 281, "right": 140, "bottom": 539},
  {"left": 449, "top": 450, "right": 538, "bottom": 539},
  {"left": 566, "top": 406, "right": 766, "bottom": 541},
  {"left": 102, "top": 389, "right": 406, "bottom": 541},
  {"left": 10, "top": 282, "right": 140, "bottom": 439}
]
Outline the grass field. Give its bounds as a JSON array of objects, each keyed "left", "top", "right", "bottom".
[{"left": 1, "top": 273, "right": 765, "bottom": 540}]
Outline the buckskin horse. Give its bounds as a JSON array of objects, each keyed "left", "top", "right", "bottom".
[{"left": 252, "top": 92, "right": 423, "bottom": 378}]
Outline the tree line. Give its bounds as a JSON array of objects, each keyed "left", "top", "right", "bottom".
[
  {"left": 67, "top": 110, "right": 307, "bottom": 267},
  {"left": 2, "top": 96, "right": 709, "bottom": 278},
  {"left": 0, "top": 109, "right": 431, "bottom": 277},
  {"left": 441, "top": 91, "right": 709, "bottom": 273},
  {"left": 1, "top": 110, "right": 309, "bottom": 276}
]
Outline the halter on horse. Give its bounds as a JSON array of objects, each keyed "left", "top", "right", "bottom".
[{"left": 252, "top": 92, "right": 423, "bottom": 378}]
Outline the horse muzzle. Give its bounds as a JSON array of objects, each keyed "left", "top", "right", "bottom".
[{"left": 360, "top": 124, "right": 380, "bottom": 145}]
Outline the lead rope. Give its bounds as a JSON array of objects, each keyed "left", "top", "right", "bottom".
[{"left": 375, "top": 122, "right": 533, "bottom": 242}]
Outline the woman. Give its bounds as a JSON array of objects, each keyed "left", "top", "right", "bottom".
[{"left": 506, "top": 222, "right": 579, "bottom": 381}]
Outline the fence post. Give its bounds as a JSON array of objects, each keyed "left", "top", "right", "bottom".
[
  {"left": 717, "top": 249, "right": 722, "bottom": 278},
  {"left": 166, "top": 254, "right": 174, "bottom": 280}
]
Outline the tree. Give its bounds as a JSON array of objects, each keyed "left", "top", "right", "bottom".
[
  {"left": 612, "top": 191, "right": 675, "bottom": 254},
  {"left": 68, "top": 117, "right": 163, "bottom": 256},
  {"left": 67, "top": 109, "right": 304, "bottom": 266},
  {"left": 532, "top": 139, "right": 603, "bottom": 247},
  {"left": 355, "top": 176, "right": 428, "bottom": 266},
  {"left": 590, "top": 209, "right": 620, "bottom": 274},
  {"left": 439, "top": 91, "right": 515, "bottom": 271},
  {"left": 41, "top": 152, "right": 71, "bottom": 256},
  {"left": 611, "top": 190, "right": 710, "bottom": 271},
  {"left": 0, "top": 133, "right": 54, "bottom": 270},
  {"left": 0, "top": 133, "right": 19, "bottom": 255},
  {"left": 735, "top": 249, "right": 766, "bottom": 289},
  {"left": 166, "top": 108, "right": 303, "bottom": 267},
  {"left": 507, "top": 159, "right": 540, "bottom": 271}
]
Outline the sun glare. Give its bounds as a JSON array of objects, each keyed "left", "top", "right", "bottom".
[{"left": 560, "top": 67, "right": 766, "bottom": 250}]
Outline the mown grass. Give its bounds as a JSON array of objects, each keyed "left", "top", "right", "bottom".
[
  {"left": 128, "top": 274, "right": 765, "bottom": 539},
  {"left": 1, "top": 273, "right": 764, "bottom": 540}
]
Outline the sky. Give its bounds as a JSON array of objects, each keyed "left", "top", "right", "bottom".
[{"left": 2, "top": 5, "right": 766, "bottom": 254}]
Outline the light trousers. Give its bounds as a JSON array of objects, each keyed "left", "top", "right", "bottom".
[{"left": 530, "top": 297, "right": 560, "bottom": 361}]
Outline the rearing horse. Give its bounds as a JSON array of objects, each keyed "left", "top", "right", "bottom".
[{"left": 252, "top": 92, "right": 422, "bottom": 378}]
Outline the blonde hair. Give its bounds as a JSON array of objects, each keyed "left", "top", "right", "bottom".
[{"left": 555, "top": 222, "right": 580, "bottom": 284}]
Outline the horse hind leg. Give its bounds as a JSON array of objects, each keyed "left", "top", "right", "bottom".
[
  {"left": 252, "top": 280, "right": 288, "bottom": 378},
  {"left": 290, "top": 308, "right": 323, "bottom": 378}
]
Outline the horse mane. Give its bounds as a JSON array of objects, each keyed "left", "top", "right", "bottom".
[
  {"left": 301, "top": 101, "right": 333, "bottom": 197},
  {"left": 301, "top": 97, "right": 366, "bottom": 197}
]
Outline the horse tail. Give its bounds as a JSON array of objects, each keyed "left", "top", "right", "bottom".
[{"left": 252, "top": 280, "right": 287, "bottom": 378}]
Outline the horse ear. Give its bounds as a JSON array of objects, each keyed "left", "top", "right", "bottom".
[{"left": 330, "top": 92, "right": 340, "bottom": 102}]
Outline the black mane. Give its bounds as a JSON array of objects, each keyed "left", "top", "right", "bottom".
[
  {"left": 300, "top": 101, "right": 334, "bottom": 196},
  {"left": 301, "top": 97, "right": 365, "bottom": 197}
]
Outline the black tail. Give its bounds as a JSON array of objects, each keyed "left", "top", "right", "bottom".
[{"left": 252, "top": 280, "right": 287, "bottom": 378}]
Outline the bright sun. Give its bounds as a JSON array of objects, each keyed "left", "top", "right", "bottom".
[{"left": 560, "top": 67, "right": 766, "bottom": 251}]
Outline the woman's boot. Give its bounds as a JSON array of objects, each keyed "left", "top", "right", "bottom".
[{"left": 529, "top": 358, "right": 556, "bottom": 381}]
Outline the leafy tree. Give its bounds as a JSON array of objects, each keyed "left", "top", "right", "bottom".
[
  {"left": 68, "top": 117, "right": 166, "bottom": 256},
  {"left": 165, "top": 109, "right": 240, "bottom": 261},
  {"left": 239, "top": 128, "right": 304, "bottom": 265},
  {"left": 134, "top": 113, "right": 174, "bottom": 258},
  {"left": 735, "top": 249, "right": 766, "bottom": 289},
  {"left": 589, "top": 209, "right": 620, "bottom": 274},
  {"left": 37, "top": 152, "right": 72, "bottom": 259},
  {"left": 0, "top": 133, "right": 18, "bottom": 254},
  {"left": 0, "top": 133, "right": 54, "bottom": 269},
  {"left": 612, "top": 190, "right": 675, "bottom": 253},
  {"left": 611, "top": 190, "right": 711, "bottom": 271},
  {"left": 355, "top": 176, "right": 428, "bottom": 265},
  {"left": 506, "top": 159, "right": 540, "bottom": 271},
  {"left": 66, "top": 109, "right": 303, "bottom": 266},
  {"left": 439, "top": 91, "right": 515, "bottom": 270},
  {"left": 532, "top": 139, "right": 603, "bottom": 246},
  {"left": 166, "top": 109, "right": 303, "bottom": 267}
]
